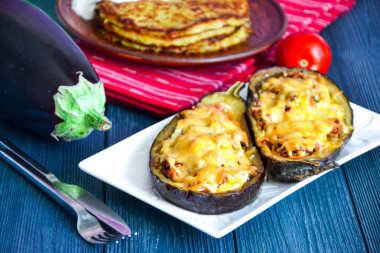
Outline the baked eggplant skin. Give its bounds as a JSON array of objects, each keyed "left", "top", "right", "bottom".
[
  {"left": 247, "top": 67, "right": 354, "bottom": 181},
  {"left": 149, "top": 83, "right": 265, "bottom": 214}
]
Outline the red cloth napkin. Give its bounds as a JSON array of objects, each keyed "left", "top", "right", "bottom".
[{"left": 79, "top": 0, "right": 355, "bottom": 117}]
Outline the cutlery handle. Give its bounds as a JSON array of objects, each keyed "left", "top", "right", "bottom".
[{"left": 0, "top": 136, "right": 83, "bottom": 215}]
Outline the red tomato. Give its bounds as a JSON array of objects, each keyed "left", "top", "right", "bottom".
[{"left": 275, "top": 32, "right": 332, "bottom": 74}]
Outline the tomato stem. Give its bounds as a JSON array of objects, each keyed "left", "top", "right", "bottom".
[{"left": 300, "top": 59, "right": 309, "bottom": 67}]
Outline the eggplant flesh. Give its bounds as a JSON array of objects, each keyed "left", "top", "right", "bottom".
[
  {"left": 149, "top": 83, "right": 265, "bottom": 214},
  {"left": 248, "top": 67, "right": 354, "bottom": 181}
]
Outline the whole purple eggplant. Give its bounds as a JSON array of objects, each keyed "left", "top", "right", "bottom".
[{"left": 0, "top": 0, "right": 111, "bottom": 141}]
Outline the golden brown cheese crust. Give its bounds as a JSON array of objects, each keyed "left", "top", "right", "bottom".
[
  {"left": 250, "top": 72, "right": 353, "bottom": 160},
  {"left": 157, "top": 103, "right": 257, "bottom": 193}
]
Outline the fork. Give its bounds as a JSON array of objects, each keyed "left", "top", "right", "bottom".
[{"left": 0, "top": 136, "right": 131, "bottom": 244}]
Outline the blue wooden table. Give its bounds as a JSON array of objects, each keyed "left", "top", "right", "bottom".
[{"left": 0, "top": 0, "right": 379, "bottom": 252}]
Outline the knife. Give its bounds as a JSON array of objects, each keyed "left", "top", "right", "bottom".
[{"left": 0, "top": 135, "right": 131, "bottom": 237}]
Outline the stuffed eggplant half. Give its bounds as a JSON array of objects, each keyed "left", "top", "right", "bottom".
[
  {"left": 150, "top": 83, "right": 265, "bottom": 214},
  {"left": 248, "top": 67, "right": 354, "bottom": 181}
]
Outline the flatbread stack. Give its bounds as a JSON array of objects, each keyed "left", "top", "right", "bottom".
[{"left": 95, "top": 0, "right": 252, "bottom": 54}]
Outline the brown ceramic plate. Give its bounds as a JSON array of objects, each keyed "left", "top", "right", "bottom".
[{"left": 56, "top": 0, "right": 287, "bottom": 67}]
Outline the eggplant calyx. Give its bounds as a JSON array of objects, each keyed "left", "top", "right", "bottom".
[
  {"left": 225, "top": 81, "right": 246, "bottom": 97},
  {"left": 85, "top": 109, "right": 112, "bottom": 131},
  {"left": 52, "top": 74, "right": 111, "bottom": 141}
]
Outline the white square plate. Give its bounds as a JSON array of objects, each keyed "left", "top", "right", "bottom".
[{"left": 79, "top": 103, "right": 380, "bottom": 238}]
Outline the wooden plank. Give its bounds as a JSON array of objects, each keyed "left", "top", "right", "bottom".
[
  {"left": 0, "top": 121, "right": 106, "bottom": 252},
  {"left": 234, "top": 170, "right": 366, "bottom": 252},
  {"left": 29, "top": 0, "right": 60, "bottom": 23},
  {"left": 235, "top": 0, "right": 379, "bottom": 251},
  {"left": 342, "top": 149, "right": 380, "bottom": 252},
  {"left": 103, "top": 105, "right": 237, "bottom": 253},
  {"left": 322, "top": 0, "right": 380, "bottom": 251},
  {"left": 324, "top": 1, "right": 380, "bottom": 114}
]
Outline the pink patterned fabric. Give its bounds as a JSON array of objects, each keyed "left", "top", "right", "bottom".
[{"left": 79, "top": 0, "right": 355, "bottom": 116}]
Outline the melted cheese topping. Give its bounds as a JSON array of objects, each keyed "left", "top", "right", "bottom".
[
  {"left": 252, "top": 75, "right": 352, "bottom": 159},
  {"left": 159, "top": 103, "right": 256, "bottom": 193}
]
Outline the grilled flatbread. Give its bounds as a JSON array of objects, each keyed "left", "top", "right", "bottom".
[
  {"left": 102, "top": 22, "right": 238, "bottom": 47},
  {"left": 100, "top": 25, "right": 250, "bottom": 54},
  {"left": 99, "top": 11, "right": 248, "bottom": 39},
  {"left": 95, "top": 0, "right": 252, "bottom": 54}
]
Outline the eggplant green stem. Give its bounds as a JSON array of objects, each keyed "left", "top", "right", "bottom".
[
  {"left": 226, "top": 81, "right": 245, "bottom": 97},
  {"left": 52, "top": 74, "right": 111, "bottom": 141},
  {"left": 86, "top": 110, "right": 112, "bottom": 131}
]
